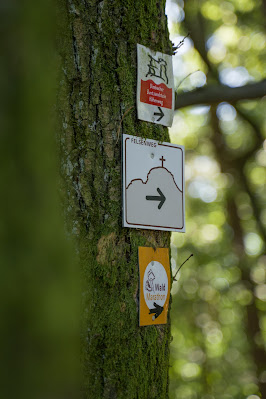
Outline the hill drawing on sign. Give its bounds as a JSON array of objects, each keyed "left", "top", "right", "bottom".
[{"left": 126, "top": 166, "right": 184, "bottom": 229}]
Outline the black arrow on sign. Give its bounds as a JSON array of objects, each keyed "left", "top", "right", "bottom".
[
  {"left": 154, "top": 106, "right": 164, "bottom": 122},
  {"left": 146, "top": 187, "right": 166, "bottom": 210},
  {"left": 149, "top": 302, "right": 164, "bottom": 319}
]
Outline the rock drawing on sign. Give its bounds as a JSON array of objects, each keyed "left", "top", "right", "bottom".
[
  {"left": 126, "top": 156, "right": 184, "bottom": 229},
  {"left": 145, "top": 54, "right": 169, "bottom": 84}
]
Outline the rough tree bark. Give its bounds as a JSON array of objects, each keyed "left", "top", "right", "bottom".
[{"left": 56, "top": 1, "right": 173, "bottom": 398}]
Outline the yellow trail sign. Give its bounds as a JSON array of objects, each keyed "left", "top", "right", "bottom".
[{"left": 138, "top": 247, "right": 171, "bottom": 326}]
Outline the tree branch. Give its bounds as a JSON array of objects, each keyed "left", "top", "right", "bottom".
[{"left": 175, "top": 80, "right": 266, "bottom": 110}]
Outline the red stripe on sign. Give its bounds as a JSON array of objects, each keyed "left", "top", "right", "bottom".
[{"left": 140, "top": 79, "right": 172, "bottom": 109}]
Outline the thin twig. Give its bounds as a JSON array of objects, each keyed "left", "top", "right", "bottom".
[
  {"left": 172, "top": 33, "right": 190, "bottom": 54},
  {"left": 173, "top": 254, "right": 193, "bottom": 281},
  {"left": 176, "top": 70, "right": 201, "bottom": 90}
]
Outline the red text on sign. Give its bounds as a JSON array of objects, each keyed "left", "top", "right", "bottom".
[{"left": 140, "top": 79, "right": 172, "bottom": 109}]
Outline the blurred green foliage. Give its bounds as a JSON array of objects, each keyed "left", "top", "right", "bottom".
[
  {"left": 1, "top": 0, "right": 265, "bottom": 398},
  {"left": 166, "top": 0, "right": 266, "bottom": 398},
  {"left": 0, "top": 1, "right": 80, "bottom": 398}
]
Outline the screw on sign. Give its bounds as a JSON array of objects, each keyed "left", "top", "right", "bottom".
[{"left": 137, "top": 44, "right": 175, "bottom": 127}]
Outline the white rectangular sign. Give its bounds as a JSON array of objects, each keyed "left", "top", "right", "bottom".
[
  {"left": 122, "top": 134, "right": 185, "bottom": 232},
  {"left": 137, "top": 44, "right": 175, "bottom": 127}
]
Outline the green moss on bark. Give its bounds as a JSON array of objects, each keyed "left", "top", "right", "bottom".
[{"left": 57, "top": 0, "right": 173, "bottom": 398}]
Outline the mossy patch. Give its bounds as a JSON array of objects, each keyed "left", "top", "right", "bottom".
[{"left": 57, "top": 0, "right": 172, "bottom": 398}]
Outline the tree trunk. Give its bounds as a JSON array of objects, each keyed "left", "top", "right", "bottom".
[{"left": 56, "top": 1, "right": 173, "bottom": 398}]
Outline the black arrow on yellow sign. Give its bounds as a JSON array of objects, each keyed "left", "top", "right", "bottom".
[{"left": 149, "top": 302, "right": 164, "bottom": 319}]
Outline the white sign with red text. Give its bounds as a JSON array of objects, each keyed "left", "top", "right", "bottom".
[
  {"left": 137, "top": 44, "right": 175, "bottom": 127},
  {"left": 122, "top": 133, "right": 185, "bottom": 232}
]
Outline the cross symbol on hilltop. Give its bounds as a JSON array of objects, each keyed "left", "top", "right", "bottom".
[{"left": 160, "top": 156, "right": 166, "bottom": 167}]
